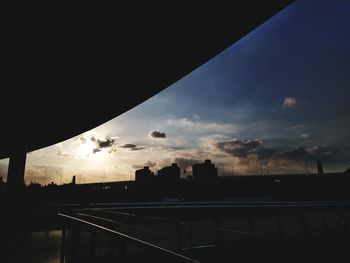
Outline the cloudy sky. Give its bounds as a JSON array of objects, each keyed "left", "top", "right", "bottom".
[{"left": 1, "top": 0, "right": 349, "bottom": 184}]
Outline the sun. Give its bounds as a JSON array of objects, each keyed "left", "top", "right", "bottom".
[{"left": 77, "top": 140, "right": 97, "bottom": 159}]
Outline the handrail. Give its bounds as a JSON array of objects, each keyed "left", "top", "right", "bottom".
[
  {"left": 58, "top": 213, "right": 200, "bottom": 263},
  {"left": 72, "top": 201, "right": 350, "bottom": 211}
]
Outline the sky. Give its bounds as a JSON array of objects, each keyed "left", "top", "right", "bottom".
[{"left": 1, "top": 0, "right": 350, "bottom": 185}]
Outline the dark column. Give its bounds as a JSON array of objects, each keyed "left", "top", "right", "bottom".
[
  {"left": 6, "top": 150, "right": 27, "bottom": 203},
  {"left": 4, "top": 149, "right": 27, "bottom": 229},
  {"left": 5, "top": 127, "right": 29, "bottom": 225}
]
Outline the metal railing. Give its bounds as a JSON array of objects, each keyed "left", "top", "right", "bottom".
[
  {"left": 58, "top": 213, "right": 200, "bottom": 263},
  {"left": 58, "top": 202, "right": 350, "bottom": 262}
]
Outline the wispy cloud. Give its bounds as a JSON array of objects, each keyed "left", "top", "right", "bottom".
[
  {"left": 300, "top": 133, "right": 310, "bottom": 139},
  {"left": 57, "top": 150, "right": 73, "bottom": 158},
  {"left": 283, "top": 97, "right": 296, "bottom": 108},
  {"left": 167, "top": 118, "right": 237, "bottom": 133},
  {"left": 25, "top": 164, "right": 64, "bottom": 184}
]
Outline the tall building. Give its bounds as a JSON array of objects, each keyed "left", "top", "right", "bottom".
[
  {"left": 158, "top": 163, "right": 180, "bottom": 180},
  {"left": 135, "top": 166, "right": 154, "bottom": 182},
  {"left": 192, "top": 160, "right": 218, "bottom": 179}
]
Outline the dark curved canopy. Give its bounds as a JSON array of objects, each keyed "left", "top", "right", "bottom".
[{"left": 1, "top": 1, "right": 293, "bottom": 159}]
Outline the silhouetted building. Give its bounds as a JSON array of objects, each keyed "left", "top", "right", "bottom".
[
  {"left": 135, "top": 166, "right": 154, "bottom": 182},
  {"left": 72, "top": 175, "right": 76, "bottom": 185},
  {"left": 158, "top": 163, "right": 180, "bottom": 180},
  {"left": 192, "top": 160, "right": 218, "bottom": 179},
  {"left": 317, "top": 160, "right": 324, "bottom": 175}
]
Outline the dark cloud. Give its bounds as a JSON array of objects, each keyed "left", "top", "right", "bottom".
[
  {"left": 150, "top": 130, "right": 167, "bottom": 138},
  {"left": 93, "top": 148, "right": 101, "bottom": 154},
  {"left": 279, "top": 147, "right": 307, "bottom": 161},
  {"left": 108, "top": 148, "right": 117, "bottom": 154},
  {"left": 280, "top": 145, "right": 338, "bottom": 161},
  {"left": 216, "top": 139, "right": 263, "bottom": 158},
  {"left": 170, "top": 146, "right": 187, "bottom": 150},
  {"left": 216, "top": 139, "right": 337, "bottom": 162},
  {"left": 131, "top": 147, "right": 145, "bottom": 151},
  {"left": 132, "top": 164, "right": 143, "bottom": 169},
  {"left": 132, "top": 161, "right": 156, "bottom": 170},
  {"left": 172, "top": 157, "right": 199, "bottom": 170},
  {"left": 307, "top": 145, "right": 338, "bottom": 158},
  {"left": 93, "top": 137, "right": 115, "bottom": 154},
  {"left": 97, "top": 138, "right": 115, "bottom": 148},
  {"left": 158, "top": 158, "right": 172, "bottom": 168},
  {"left": 79, "top": 137, "right": 87, "bottom": 144},
  {"left": 120, "top": 144, "right": 145, "bottom": 151},
  {"left": 256, "top": 147, "right": 275, "bottom": 160},
  {"left": 145, "top": 161, "right": 157, "bottom": 167},
  {"left": 121, "top": 144, "right": 137, "bottom": 149}
]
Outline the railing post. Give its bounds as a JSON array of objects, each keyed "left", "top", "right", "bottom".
[
  {"left": 320, "top": 214, "right": 329, "bottom": 236},
  {"left": 174, "top": 221, "right": 182, "bottom": 252},
  {"left": 116, "top": 239, "right": 126, "bottom": 259},
  {"left": 245, "top": 215, "right": 255, "bottom": 242},
  {"left": 339, "top": 215, "right": 347, "bottom": 236},
  {"left": 215, "top": 218, "right": 222, "bottom": 245},
  {"left": 60, "top": 228, "right": 66, "bottom": 263},
  {"left": 246, "top": 216, "right": 255, "bottom": 233},
  {"left": 189, "top": 221, "right": 194, "bottom": 250},
  {"left": 299, "top": 213, "right": 309, "bottom": 238},
  {"left": 107, "top": 235, "right": 116, "bottom": 259},
  {"left": 71, "top": 225, "right": 81, "bottom": 262},
  {"left": 89, "top": 230, "right": 96, "bottom": 258},
  {"left": 275, "top": 216, "right": 284, "bottom": 238}
]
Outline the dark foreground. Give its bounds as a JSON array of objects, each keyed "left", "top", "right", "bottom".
[{"left": 1, "top": 201, "right": 350, "bottom": 262}]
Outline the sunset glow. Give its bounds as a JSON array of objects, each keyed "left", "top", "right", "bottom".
[{"left": 0, "top": 0, "right": 349, "bottom": 185}]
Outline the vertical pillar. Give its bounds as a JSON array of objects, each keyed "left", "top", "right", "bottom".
[
  {"left": 6, "top": 150, "right": 27, "bottom": 204},
  {"left": 5, "top": 149, "right": 27, "bottom": 229}
]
